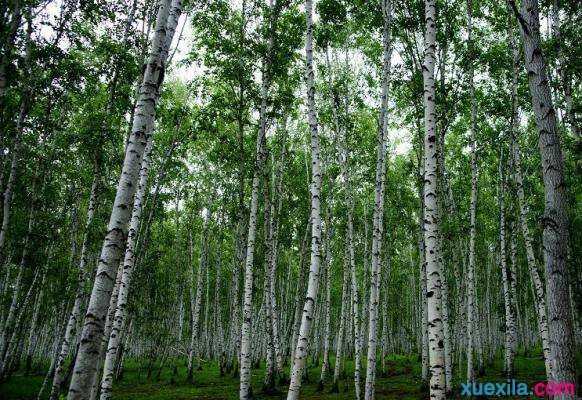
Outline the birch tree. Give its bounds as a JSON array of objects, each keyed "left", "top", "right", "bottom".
[
  {"left": 99, "top": 136, "right": 154, "bottom": 400},
  {"left": 49, "top": 167, "right": 99, "bottom": 400},
  {"left": 498, "top": 149, "right": 516, "bottom": 377},
  {"left": 187, "top": 215, "right": 208, "bottom": 381},
  {"left": 318, "top": 195, "right": 333, "bottom": 386},
  {"left": 421, "top": 0, "right": 446, "bottom": 398},
  {"left": 332, "top": 256, "right": 350, "bottom": 392},
  {"left": 364, "top": 0, "right": 392, "bottom": 397},
  {"left": 239, "top": 1, "right": 279, "bottom": 395},
  {"left": 0, "top": 0, "right": 579, "bottom": 398},
  {"left": 67, "top": 0, "right": 180, "bottom": 396},
  {"left": 506, "top": 20, "right": 553, "bottom": 378},
  {"left": 510, "top": 0, "right": 576, "bottom": 385},
  {"left": 286, "top": 0, "right": 323, "bottom": 396},
  {"left": 465, "top": 0, "right": 478, "bottom": 382}
]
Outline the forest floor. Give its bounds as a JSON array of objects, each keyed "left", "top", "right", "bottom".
[{"left": 0, "top": 353, "right": 564, "bottom": 399}]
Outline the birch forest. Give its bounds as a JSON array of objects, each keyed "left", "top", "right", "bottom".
[{"left": 0, "top": 0, "right": 580, "bottom": 398}]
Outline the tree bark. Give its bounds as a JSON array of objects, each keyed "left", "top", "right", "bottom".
[
  {"left": 332, "top": 256, "right": 350, "bottom": 388},
  {"left": 267, "top": 124, "right": 287, "bottom": 379},
  {"left": 319, "top": 196, "right": 333, "bottom": 384},
  {"left": 50, "top": 165, "right": 100, "bottom": 400},
  {"left": 364, "top": 1, "right": 392, "bottom": 397},
  {"left": 465, "top": 0, "right": 478, "bottom": 383},
  {"left": 422, "top": 0, "right": 446, "bottom": 398},
  {"left": 507, "top": 20, "right": 554, "bottom": 375},
  {"left": 99, "top": 137, "right": 154, "bottom": 400},
  {"left": 286, "top": 0, "right": 323, "bottom": 396},
  {"left": 0, "top": 177, "right": 37, "bottom": 372},
  {"left": 0, "top": 17, "right": 32, "bottom": 264},
  {"left": 348, "top": 227, "right": 362, "bottom": 400},
  {"left": 66, "top": 0, "right": 179, "bottom": 396},
  {"left": 262, "top": 163, "right": 276, "bottom": 389},
  {"left": 498, "top": 151, "right": 516, "bottom": 377},
  {"left": 187, "top": 215, "right": 208, "bottom": 381},
  {"left": 511, "top": 0, "right": 575, "bottom": 386},
  {"left": 239, "top": 20, "right": 273, "bottom": 400}
]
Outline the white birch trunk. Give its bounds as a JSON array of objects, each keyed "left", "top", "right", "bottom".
[
  {"left": 334, "top": 51, "right": 363, "bottom": 400},
  {"left": 25, "top": 271, "right": 47, "bottom": 371},
  {"left": 422, "top": 0, "right": 445, "bottom": 398},
  {"left": 508, "top": 19, "right": 552, "bottom": 378},
  {"left": 238, "top": 50, "right": 270, "bottom": 400},
  {"left": 498, "top": 153, "right": 516, "bottom": 377},
  {"left": 66, "top": 0, "right": 177, "bottom": 396},
  {"left": 441, "top": 271, "right": 452, "bottom": 393},
  {"left": 99, "top": 137, "right": 154, "bottom": 400},
  {"left": 465, "top": 0, "right": 478, "bottom": 383},
  {"left": 204, "top": 239, "right": 211, "bottom": 359},
  {"left": 381, "top": 246, "right": 391, "bottom": 373},
  {"left": 187, "top": 215, "right": 208, "bottom": 381},
  {"left": 0, "top": 122, "right": 20, "bottom": 263},
  {"left": 229, "top": 219, "right": 243, "bottom": 368},
  {"left": 88, "top": 261, "right": 124, "bottom": 400},
  {"left": 364, "top": 1, "right": 392, "bottom": 397},
  {"left": 1, "top": 259, "right": 43, "bottom": 377},
  {"left": 262, "top": 172, "right": 276, "bottom": 388},
  {"left": 513, "top": 0, "right": 575, "bottom": 385},
  {"left": 238, "top": 1, "right": 280, "bottom": 395},
  {"left": 508, "top": 221, "right": 520, "bottom": 352},
  {"left": 419, "top": 234, "right": 429, "bottom": 382},
  {"left": 38, "top": 317, "right": 68, "bottom": 400},
  {"left": 186, "top": 232, "right": 195, "bottom": 375},
  {"left": 268, "top": 129, "right": 287, "bottom": 377},
  {"left": 213, "top": 244, "right": 224, "bottom": 361},
  {"left": 290, "top": 225, "right": 309, "bottom": 364},
  {"left": 0, "top": 19, "right": 32, "bottom": 266},
  {"left": 319, "top": 204, "right": 333, "bottom": 383},
  {"left": 349, "top": 231, "right": 362, "bottom": 400},
  {"left": 286, "top": 0, "right": 323, "bottom": 395},
  {"left": 0, "top": 179, "right": 36, "bottom": 370},
  {"left": 332, "top": 258, "right": 350, "bottom": 387},
  {"left": 50, "top": 166, "right": 100, "bottom": 397}
]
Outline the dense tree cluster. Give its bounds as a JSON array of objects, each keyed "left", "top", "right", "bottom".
[{"left": 0, "top": 0, "right": 579, "bottom": 399}]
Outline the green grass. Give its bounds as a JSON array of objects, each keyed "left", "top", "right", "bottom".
[{"left": 0, "top": 353, "right": 556, "bottom": 399}]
